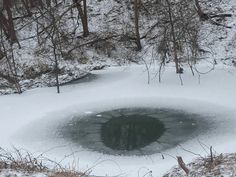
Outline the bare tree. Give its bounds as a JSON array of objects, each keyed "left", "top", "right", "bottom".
[
  {"left": 49, "top": 8, "right": 61, "bottom": 94},
  {"left": 147, "top": 0, "right": 200, "bottom": 74},
  {"left": 194, "top": 0, "right": 232, "bottom": 28},
  {"left": 32, "top": 1, "right": 82, "bottom": 93},
  {"left": 166, "top": 0, "right": 180, "bottom": 73},
  {"left": 34, "top": 4, "right": 64, "bottom": 93},
  {"left": 0, "top": 28, "right": 22, "bottom": 93}
]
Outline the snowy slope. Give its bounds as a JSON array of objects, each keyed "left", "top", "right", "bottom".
[{"left": 1, "top": 0, "right": 236, "bottom": 95}]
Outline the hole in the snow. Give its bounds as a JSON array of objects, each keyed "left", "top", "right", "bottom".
[{"left": 60, "top": 108, "right": 210, "bottom": 156}]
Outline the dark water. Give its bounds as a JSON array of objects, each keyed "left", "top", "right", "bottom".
[
  {"left": 60, "top": 108, "right": 210, "bottom": 155},
  {"left": 101, "top": 115, "right": 166, "bottom": 151}
]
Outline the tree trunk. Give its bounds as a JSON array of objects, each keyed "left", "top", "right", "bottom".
[
  {"left": 52, "top": 35, "right": 60, "bottom": 94},
  {"left": 54, "top": 49, "right": 60, "bottom": 94},
  {"left": 177, "top": 156, "right": 189, "bottom": 175},
  {"left": 2, "top": 0, "right": 20, "bottom": 47},
  {"left": 0, "top": 12, "right": 10, "bottom": 38},
  {"left": 134, "top": 0, "right": 142, "bottom": 51},
  {"left": 195, "top": 0, "right": 208, "bottom": 20},
  {"left": 74, "top": 0, "right": 89, "bottom": 37},
  {"left": 83, "top": 0, "right": 89, "bottom": 36},
  {"left": 166, "top": 0, "right": 180, "bottom": 73},
  {"left": 51, "top": 19, "right": 60, "bottom": 94},
  {"left": 0, "top": 49, "right": 5, "bottom": 59}
]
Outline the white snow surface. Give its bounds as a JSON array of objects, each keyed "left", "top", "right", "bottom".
[
  {"left": 0, "top": 64, "right": 236, "bottom": 177},
  {"left": 0, "top": 170, "right": 47, "bottom": 177}
]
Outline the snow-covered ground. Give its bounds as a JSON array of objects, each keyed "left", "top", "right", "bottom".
[{"left": 0, "top": 64, "right": 236, "bottom": 177}]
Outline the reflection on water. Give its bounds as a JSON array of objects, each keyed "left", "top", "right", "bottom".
[
  {"left": 59, "top": 108, "right": 210, "bottom": 156},
  {"left": 101, "top": 115, "right": 165, "bottom": 150}
]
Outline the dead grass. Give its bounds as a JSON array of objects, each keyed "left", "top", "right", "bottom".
[
  {"left": 0, "top": 147, "right": 90, "bottom": 177},
  {"left": 164, "top": 153, "right": 236, "bottom": 177},
  {"left": 49, "top": 170, "right": 88, "bottom": 177},
  {"left": 0, "top": 147, "right": 48, "bottom": 173}
]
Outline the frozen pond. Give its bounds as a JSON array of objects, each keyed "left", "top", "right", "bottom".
[
  {"left": 60, "top": 108, "right": 210, "bottom": 156},
  {"left": 1, "top": 65, "right": 236, "bottom": 177}
]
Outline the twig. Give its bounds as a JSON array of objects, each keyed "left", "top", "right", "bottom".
[
  {"left": 210, "top": 146, "right": 214, "bottom": 163},
  {"left": 177, "top": 156, "right": 189, "bottom": 175},
  {"left": 178, "top": 144, "right": 203, "bottom": 158}
]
